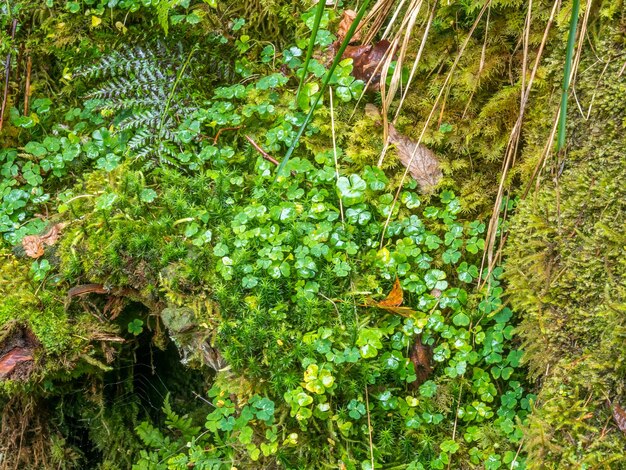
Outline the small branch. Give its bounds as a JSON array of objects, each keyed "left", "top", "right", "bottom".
[
  {"left": 0, "top": 19, "right": 18, "bottom": 131},
  {"left": 23, "top": 55, "right": 31, "bottom": 116},
  {"left": 365, "top": 386, "right": 375, "bottom": 470},
  {"left": 212, "top": 126, "right": 241, "bottom": 145},
  {"left": 244, "top": 135, "right": 280, "bottom": 166},
  {"left": 67, "top": 283, "right": 109, "bottom": 298}
]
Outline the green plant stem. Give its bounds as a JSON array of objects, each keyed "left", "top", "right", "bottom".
[
  {"left": 158, "top": 46, "right": 197, "bottom": 140},
  {"left": 295, "top": 1, "right": 326, "bottom": 104},
  {"left": 277, "top": 0, "right": 372, "bottom": 178},
  {"left": 556, "top": 0, "right": 580, "bottom": 152}
]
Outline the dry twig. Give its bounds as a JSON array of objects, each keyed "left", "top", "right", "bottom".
[
  {"left": 23, "top": 55, "right": 31, "bottom": 115},
  {"left": 244, "top": 135, "right": 280, "bottom": 166}
]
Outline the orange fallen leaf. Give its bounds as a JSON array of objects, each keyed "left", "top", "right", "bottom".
[
  {"left": 379, "top": 277, "right": 403, "bottom": 307},
  {"left": 366, "top": 278, "right": 417, "bottom": 317},
  {"left": 39, "top": 223, "right": 65, "bottom": 245},
  {"left": 22, "top": 235, "right": 45, "bottom": 258},
  {"left": 337, "top": 9, "right": 361, "bottom": 43}
]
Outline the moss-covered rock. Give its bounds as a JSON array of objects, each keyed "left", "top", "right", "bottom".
[{"left": 505, "top": 33, "right": 626, "bottom": 468}]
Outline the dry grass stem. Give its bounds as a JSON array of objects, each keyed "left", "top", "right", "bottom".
[
  {"left": 380, "top": 0, "right": 493, "bottom": 247},
  {"left": 480, "top": 0, "right": 561, "bottom": 285}
]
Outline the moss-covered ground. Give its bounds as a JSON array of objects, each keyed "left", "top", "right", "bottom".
[{"left": 0, "top": 0, "right": 624, "bottom": 468}]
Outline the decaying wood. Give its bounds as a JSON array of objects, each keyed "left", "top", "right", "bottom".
[
  {"left": 67, "top": 283, "right": 109, "bottom": 298},
  {"left": 66, "top": 283, "right": 164, "bottom": 314},
  {"left": 103, "top": 295, "right": 127, "bottom": 320},
  {"left": 90, "top": 332, "right": 125, "bottom": 343}
]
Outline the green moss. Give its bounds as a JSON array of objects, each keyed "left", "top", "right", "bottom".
[
  {"left": 0, "top": 253, "right": 84, "bottom": 365},
  {"left": 505, "top": 32, "right": 626, "bottom": 468}
]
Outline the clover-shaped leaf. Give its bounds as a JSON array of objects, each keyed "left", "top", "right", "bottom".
[
  {"left": 337, "top": 174, "right": 367, "bottom": 207},
  {"left": 424, "top": 269, "right": 448, "bottom": 290},
  {"left": 128, "top": 319, "right": 144, "bottom": 336}
]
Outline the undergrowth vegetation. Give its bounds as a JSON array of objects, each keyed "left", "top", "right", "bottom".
[{"left": 0, "top": 0, "right": 624, "bottom": 469}]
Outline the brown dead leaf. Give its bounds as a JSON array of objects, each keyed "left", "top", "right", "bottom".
[
  {"left": 0, "top": 322, "right": 40, "bottom": 381},
  {"left": 342, "top": 39, "right": 391, "bottom": 90},
  {"left": 40, "top": 223, "right": 65, "bottom": 245},
  {"left": 388, "top": 124, "right": 442, "bottom": 191},
  {"left": 337, "top": 9, "right": 361, "bottom": 43},
  {"left": 22, "top": 235, "right": 44, "bottom": 258},
  {"left": 409, "top": 335, "right": 432, "bottom": 388},
  {"left": 366, "top": 278, "right": 417, "bottom": 317},
  {"left": 613, "top": 402, "right": 626, "bottom": 434},
  {"left": 21, "top": 223, "right": 66, "bottom": 258},
  {"left": 0, "top": 347, "right": 33, "bottom": 378},
  {"left": 379, "top": 277, "right": 403, "bottom": 307},
  {"left": 365, "top": 103, "right": 442, "bottom": 191}
]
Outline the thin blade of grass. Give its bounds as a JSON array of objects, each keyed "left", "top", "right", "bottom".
[
  {"left": 277, "top": 0, "right": 372, "bottom": 178},
  {"left": 557, "top": 0, "right": 581, "bottom": 151},
  {"left": 378, "top": 0, "right": 424, "bottom": 165},
  {"left": 349, "top": 0, "right": 415, "bottom": 121},
  {"left": 295, "top": 1, "right": 327, "bottom": 104},
  {"left": 361, "top": 0, "right": 398, "bottom": 45},
  {"left": 329, "top": 86, "right": 345, "bottom": 224}
]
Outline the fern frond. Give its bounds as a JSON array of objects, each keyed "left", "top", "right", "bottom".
[
  {"left": 119, "top": 111, "right": 161, "bottom": 132},
  {"left": 80, "top": 39, "right": 233, "bottom": 167}
]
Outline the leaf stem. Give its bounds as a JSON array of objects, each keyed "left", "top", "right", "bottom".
[
  {"left": 158, "top": 46, "right": 197, "bottom": 142},
  {"left": 277, "top": 0, "right": 372, "bottom": 178},
  {"left": 295, "top": 1, "right": 326, "bottom": 105}
]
